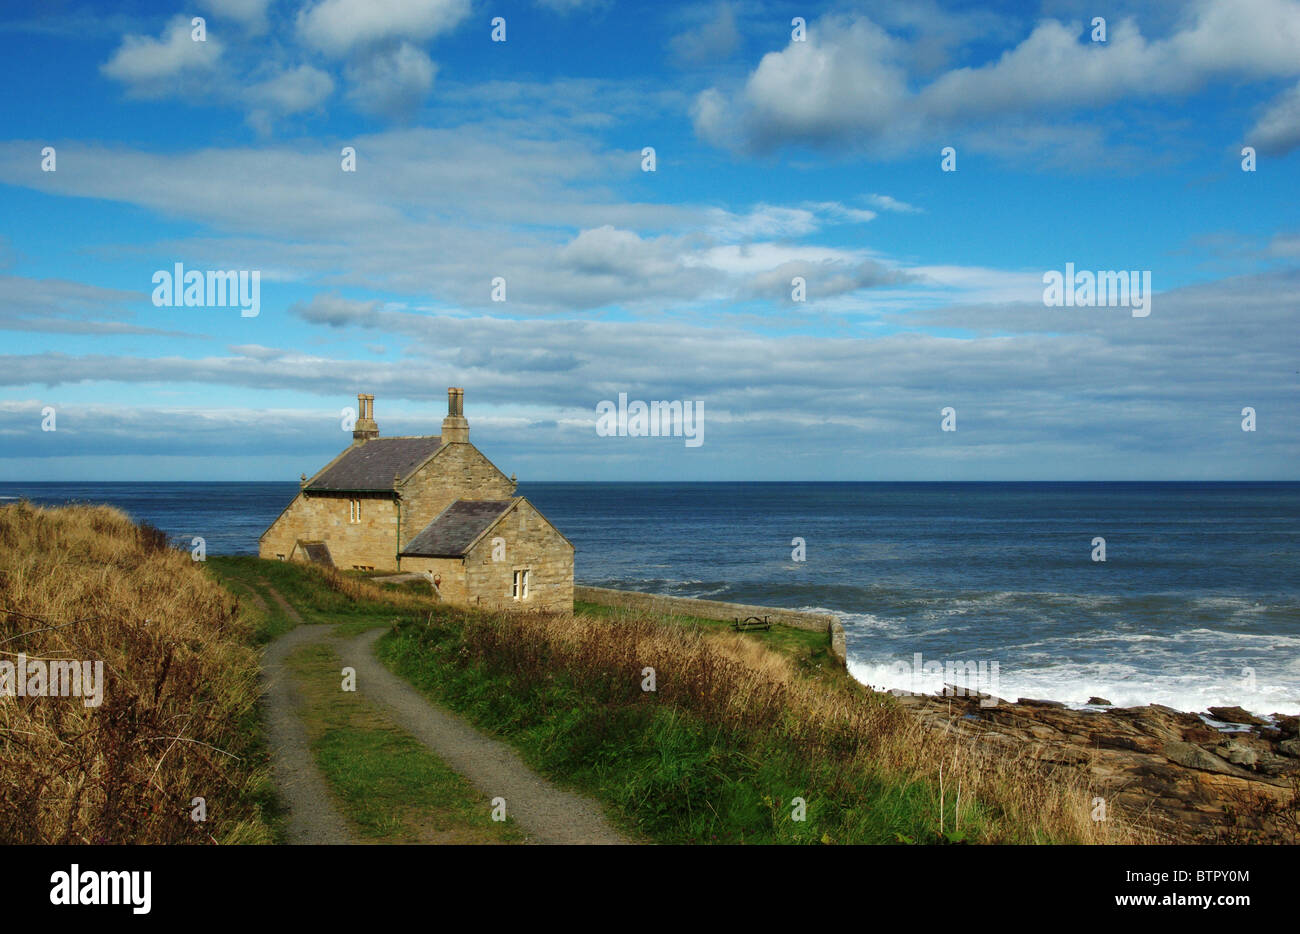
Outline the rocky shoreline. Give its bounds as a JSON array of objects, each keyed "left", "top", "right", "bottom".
[{"left": 893, "top": 688, "right": 1299, "bottom": 843}]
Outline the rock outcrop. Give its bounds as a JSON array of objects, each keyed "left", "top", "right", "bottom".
[{"left": 891, "top": 689, "right": 1300, "bottom": 843}]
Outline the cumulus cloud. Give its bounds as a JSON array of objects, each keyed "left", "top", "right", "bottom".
[
  {"left": 245, "top": 64, "right": 335, "bottom": 113},
  {"left": 244, "top": 64, "right": 335, "bottom": 131},
  {"left": 100, "top": 15, "right": 338, "bottom": 132},
  {"left": 98, "top": 0, "right": 470, "bottom": 127},
  {"left": 296, "top": 0, "right": 470, "bottom": 56},
  {"left": 695, "top": 0, "right": 1300, "bottom": 154},
  {"left": 695, "top": 16, "right": 911, "bottom": 151},
  {"left": 101, "top": 16, "right": 223, "bottom": 90}
]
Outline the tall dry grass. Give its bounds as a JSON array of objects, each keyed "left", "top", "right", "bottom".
[
  {"left": 450, "top": 608, "right": 1149, "bottom": 843},
  {"left": 320, "top": 565, "right": 436, "bottom": 610},
  {"left": 0, "top": 501, "right": 273, "bottom": 843}
]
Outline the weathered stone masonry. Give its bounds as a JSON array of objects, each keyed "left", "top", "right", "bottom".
[{"left": 259, "top": 388, "right": 574, "bottom": 613}]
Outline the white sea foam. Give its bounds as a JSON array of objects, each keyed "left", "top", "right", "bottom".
[
  {"left": 847, "top": 652, "right": 1300, "bottom": 716},
  {"left": 692, "top": 585, "right": 730, "bottom": 598}
]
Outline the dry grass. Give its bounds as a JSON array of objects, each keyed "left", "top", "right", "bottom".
[
  {"left": 319, "top": 565, "right": 428, "bottom": 608},
  {"left": 449, "top": 607, "right": 1149, "bottom": 843},
  {"left": 0, "top": 501, "right": 274, "bottom": 844}
]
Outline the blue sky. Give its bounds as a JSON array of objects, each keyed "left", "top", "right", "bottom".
[{"left": 0, "top": 0, "right": 1297, "bottom": 481}]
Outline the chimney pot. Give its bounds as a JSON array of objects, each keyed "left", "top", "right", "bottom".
[
  {"left": 352, "top": 391, "right": 379, "bottom": 443},
  {"left": 441, "top": 387, "right": 469, "bottom": 443}
]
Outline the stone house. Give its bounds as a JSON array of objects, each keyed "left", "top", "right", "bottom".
[{"left": 259, "top": 389, "right": 574, "bottom": 613}]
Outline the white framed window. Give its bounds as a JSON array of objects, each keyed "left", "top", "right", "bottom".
[
  {"left": 512, "top": 569, "right": 530, "bottom": 600},
  {"left": 349, "top": 499, "right": 361, "bottom": 523}
]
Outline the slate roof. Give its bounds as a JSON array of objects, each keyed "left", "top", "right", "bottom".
[
  {"left": 401, "top": 500, "right": 514, "bottom": 557},
  {"left": 305, "top": 437, "right": 441, "bottom": 492}
]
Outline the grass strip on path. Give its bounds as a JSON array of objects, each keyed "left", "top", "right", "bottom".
[{"left": 283, "top": 638, "right": 525, "bottom": 845}]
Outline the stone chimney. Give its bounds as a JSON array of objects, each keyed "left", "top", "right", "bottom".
[
  {"left": 353, "top": 393, "right": 378, "bottom": 443},
  {"left": 441, "top": 387, "right": 468, "bottom": 444}
]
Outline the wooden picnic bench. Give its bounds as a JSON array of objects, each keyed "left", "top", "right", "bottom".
[{"left": 731, "top": 615, "right": 771, "bottom": 632}]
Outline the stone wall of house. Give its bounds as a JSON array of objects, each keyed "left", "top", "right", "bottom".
[
  {"left": 458, "top": 500, "right": 574, "bottom": 613},
  {"left": 397, "top": 442, "right": 515, "bottom": 549},
  {"left": 399, "top": 503, "right": 572, "bottom": 612},
  {"left": 398, "top": 556, "right": 468, "bottom": 604},
  {"left": 258, "top": 438, "right": 574, "bottom": 605},
  {"left": 258, "top": 491, "right": 400, "bottom": 571}
]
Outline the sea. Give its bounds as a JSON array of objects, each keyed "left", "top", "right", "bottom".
[{"left": 3, "top": 481, "right": 1297, "bottom": 716}]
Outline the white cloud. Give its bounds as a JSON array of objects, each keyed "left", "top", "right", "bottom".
[
  {"left": 696, "top": 16, "right": 911, "bottom": 151},
  {"left": 1268, "top": 232, "right": 1300, "bottom": 256},
  {"left": 0, "top": 129, "right": 935, "bottom": 314},
  {"left": 296, "top": 0, "right": 471, "bottom": 56},
  {"left": 292, "top": 293, "right": 386, "bottom": 327},
  {"left": 865, "top": 193, "right": 920, "bottom": 214},
  {"left": 197, "top": 0, "right": 274, "bottom": 33},
  {"left": 1249, "top": 79, "right": 1300, "bottom": 154},
  {"left": 102, "top": 16, "right": 222, "bottom": 89},
  {"left": 101, "top": 16, "right": 335, "bottom": 131},
  {"left": 808, "top": 202, "right": 879, "bottom": 224},
  {"left": 706, "top": 205, "right": 820, "bottom": 240},
  {"left": 919, "top": 18, "right": 1161, "bottom": 120},
  {"left": 344, "top": 43, "right": 437, "bottom": 117},
  {"left": 746, "top": 258, "right": 916, "bottom": 303},
  {"left": 0, "top": 274, "right": 190, "bottom": 337},
  {"left": 695, "top": 0, "right": 1300, "bottom": 154},
  {"left": 8, "top": 269, "right": 1297, "bottom": 479},
  {"left": 245, "top": 64, "right": 335, "bottom": 117},
  {"left": 227, "top": 343, "right": 287, "bottom": 359},
  {"left": 669, "top": 3, "right": 739, "bottom": 66}
]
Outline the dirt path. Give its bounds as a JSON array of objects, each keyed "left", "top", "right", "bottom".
[
  {"left": 342, "top": 628, "right": 632, "bottom": 845},
  {"left": 261, "top": 622, "right": 353, "bottom": 844},
  {"left": 258, "top": 585, "right": 629, "bottom": 845}
]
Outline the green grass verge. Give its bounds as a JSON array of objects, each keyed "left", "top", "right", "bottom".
[
  {"left": 377, "top": 617, "right": 988, "bottom": 844},
  {"left": 204, "top": 557, "right": 1002, "bottom": 844},
  {"left": 205, "top": 556, "right": 431, "bottom": 642},
  {"left": 574, "top": 599, "right": 839, "bottom": 681}
]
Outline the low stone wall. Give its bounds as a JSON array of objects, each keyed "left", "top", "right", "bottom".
[{"left": 575, "top": 585, "right": 847, "bottom": 667}]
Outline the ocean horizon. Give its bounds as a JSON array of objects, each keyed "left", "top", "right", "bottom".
[{"left": 5, "top": 480, "right": 1297, "bottom": 717}]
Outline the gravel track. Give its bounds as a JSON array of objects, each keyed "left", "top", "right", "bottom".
[
  {"left": 258, "top": 585, "right": 630, "bottom": 845},
  {"left": 342, "top": 628, "right": 631, "bottom": 845}
]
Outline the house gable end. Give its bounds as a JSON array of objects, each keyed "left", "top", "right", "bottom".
[{"left": 399, "top": 441, "right": 513, "bottom": 493}]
